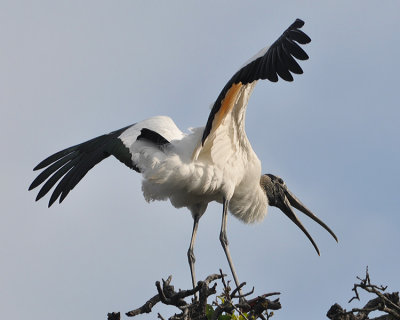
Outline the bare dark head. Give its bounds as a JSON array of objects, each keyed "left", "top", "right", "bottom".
[{"left": 260, "top": 174, "right": 338, "bottom": 255}]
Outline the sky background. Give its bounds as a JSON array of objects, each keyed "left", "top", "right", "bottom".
[{"left": 1, "top": 1, "right": 399, "bottom": 319}]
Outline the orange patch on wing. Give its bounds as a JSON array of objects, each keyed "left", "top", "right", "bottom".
[{"left": 211, "top": 82, "right": 242, "bottom": 133}]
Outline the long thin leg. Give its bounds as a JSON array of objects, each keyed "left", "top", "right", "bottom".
[
  {"left": 219, "top": 197, "right": 244, "bottom": 297},
  {"left": 188, "top": 215, "right": 200, "bottom": 290}
]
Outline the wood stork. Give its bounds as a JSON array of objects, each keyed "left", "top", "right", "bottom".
[{"left": 29, "top": 19, "right": 337, "bottom": 293}]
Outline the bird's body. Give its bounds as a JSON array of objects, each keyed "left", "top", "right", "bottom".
[
  {"left": 119, "top": 97, "right": 266, "bottom": 224},
  {"left": 30, "top": 19, "right": 337, "bottom": 293}
]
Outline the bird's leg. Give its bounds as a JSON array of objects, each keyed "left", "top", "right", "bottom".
[
  {"left": 187, "top": 215, "right": 200, "bottom": 297},
  {"left": 220, "top": 197, "right": 244, "bottom": 298}
]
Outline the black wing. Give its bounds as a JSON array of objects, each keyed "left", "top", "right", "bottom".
[
  {"left": 202, "top": 19, "right": 311, "bottom": 144},
  {"left": 29, "top": 125, "right": 138, "bottom": 207}
]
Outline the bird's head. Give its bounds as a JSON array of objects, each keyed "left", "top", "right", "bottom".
[{"left": 260, "top": 174, "right": 338, "bottom": 255}]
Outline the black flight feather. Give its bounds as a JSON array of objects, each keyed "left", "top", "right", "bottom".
[
  {"left": 202, "top": 18, "right": 310, "bottom": 145},
  {"left": 29, "top": 124, "right": 138, "bottom": 207}
]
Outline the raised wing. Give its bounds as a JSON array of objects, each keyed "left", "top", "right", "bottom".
[
  {"left": 201, "top": 19, "right": 311, "bottom": 148},
  {"left": 29, "top": 116, "right": 181, "bottom": 207}
]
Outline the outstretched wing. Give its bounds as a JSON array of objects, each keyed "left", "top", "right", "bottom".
[
  {"left": 29, "top": 116, "right": 180, "bottom": 207},
  {"left": 29, "top": 125, "right": 137, "bottom": 207},
  {"left": 197, "top": 19, "right": 310, "bottom": 159}
]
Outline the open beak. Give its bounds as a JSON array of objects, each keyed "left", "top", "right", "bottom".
[
  {"left": 277, "top": 187, "right": 338, "bottom": 255},
  {"left": 262, "top": 173, "right": 338, "bottom": 255}
]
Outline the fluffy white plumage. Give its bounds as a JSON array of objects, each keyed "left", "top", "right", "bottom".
[
  {"left": 118, "top": 88, "right": 268, "bottom": 224},
  {"left": 30, "top": 19, "right": 338, "bottom": 295}
]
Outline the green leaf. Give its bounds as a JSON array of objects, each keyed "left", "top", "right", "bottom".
[{"left": 206, "top": 304, "right": 214, "bottom": 320}]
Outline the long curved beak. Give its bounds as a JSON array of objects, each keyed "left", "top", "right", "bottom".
[
  {"left": 285, "top": 189, "right": 338, "bottom": 242},
  {"left": 277, "top": 187, "right": 338, "bottom": 255}
]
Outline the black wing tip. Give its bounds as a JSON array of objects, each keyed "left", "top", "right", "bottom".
[
  {"left": 33, "top": 161, "right": 46, "bottom": 171},
  {"left": 238, "top": 18, "right": 310, "bottom": 85},
  {"left": 32, "top": 147, "right": 75, "bottom": 171},
  {"left": 35, "top": 192, "right": 45, "bottom": 203},
  {"left": 30, "top": 124, "right": 136, "bottom": 207},
  {"left": 286, "top": 19, "right": 311, "bottom": 45},
  {"left": 48, "top": 197, "right": 57, "bottom": 207},
  {"left": 33, "top": 155, "right": 55, "bottom": 170},
  {"left": 292, "top": 18, "right": 305, "bottom": 29}
]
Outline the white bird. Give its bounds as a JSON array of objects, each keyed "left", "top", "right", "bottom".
[{"left": 29, "top": 19, "right": 337, "bottom": 293}]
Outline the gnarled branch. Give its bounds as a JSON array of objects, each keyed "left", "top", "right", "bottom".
[
  {"left": 327, "top": 267, "right": 400, "bottom": 320},
  {"left": 109, "top": 271, "right": 281, "bottom": 320}
]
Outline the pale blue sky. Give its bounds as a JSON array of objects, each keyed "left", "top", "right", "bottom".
[{"left": 1, "top": 1, "right": 399, "bottom": 319}]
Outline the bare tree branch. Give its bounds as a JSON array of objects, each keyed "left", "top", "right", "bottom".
[
  {"left": 109, "top": 271, "right": 281, "bottom": 319},
  {"left": 327, "top": 267, "right": 400, "bottom": 320}
]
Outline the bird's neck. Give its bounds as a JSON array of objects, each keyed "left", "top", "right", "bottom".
[{"left": 229, "top": 181, "right": 268, "bottom": 223}]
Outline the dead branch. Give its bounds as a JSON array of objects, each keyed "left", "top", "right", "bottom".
[
  {"left": 327, "top": 267, "right": 400, "bottom": 320},
  {"left": 109, "top": 270, "right": 281, "bottom": 320},
  {"left": 210, "top": 269, "right": 281, "bottom": 320}
]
